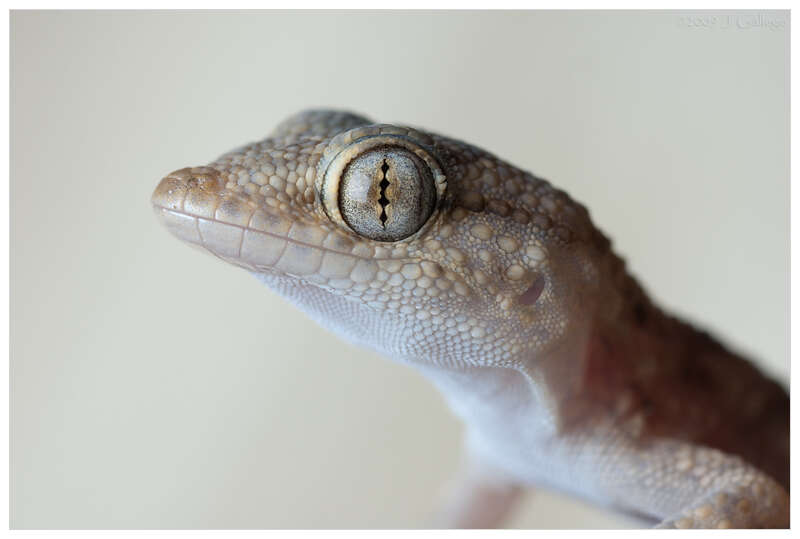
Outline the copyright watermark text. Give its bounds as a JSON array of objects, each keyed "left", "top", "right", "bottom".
[{"left": 677, "top": 12, "right": 786, "bottom": 31}]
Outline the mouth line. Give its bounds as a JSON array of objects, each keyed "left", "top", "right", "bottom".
[{"left": 152, "top": 203, "right": 405, "bottom": 264}]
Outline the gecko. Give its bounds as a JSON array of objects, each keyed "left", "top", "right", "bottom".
[{"left": 150, "top": 109, "right": 789, "bottom": 528}]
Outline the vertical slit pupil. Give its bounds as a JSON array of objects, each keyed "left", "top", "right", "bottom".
[{"left": 378, "top": 160, "right": 391, "bottom": 227}]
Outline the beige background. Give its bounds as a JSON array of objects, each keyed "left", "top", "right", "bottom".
[{"left": 11, "top": 10, "right": 788, "bottom": 529}]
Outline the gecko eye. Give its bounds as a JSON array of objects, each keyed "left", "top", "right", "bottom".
[
  {"left": 338, "top": 148, "right": 436, "bottom": 241},
  {"left": 317, "top": 127, "right": 447, "bottom": 242}
]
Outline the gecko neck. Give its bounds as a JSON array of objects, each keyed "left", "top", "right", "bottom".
[
  {"left": 413, "top": 258, "right": 657, "bottom": 448},
  {"left": 414, "top": 312, "right": 595, "bottom": 442}
]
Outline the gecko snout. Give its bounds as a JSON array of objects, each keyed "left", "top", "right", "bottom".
[
  {"left": 151, "top": 166, "right": 236, "bottom": 251},
  {"left": 151, "top": 167, "right": 225, "bottom": 212}
]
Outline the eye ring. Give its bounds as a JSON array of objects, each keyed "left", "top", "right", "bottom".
[{"left": 316, "top": 126, "right": 447, "bottom": 242}]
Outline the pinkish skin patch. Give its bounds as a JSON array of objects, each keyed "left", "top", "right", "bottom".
[{"left": 518, "top": 275, "right": 545, "bottom": 306}]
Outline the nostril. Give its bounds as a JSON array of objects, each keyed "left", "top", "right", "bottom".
[{"left": 169, "top": 167, "right": 223, "bottom": 192}]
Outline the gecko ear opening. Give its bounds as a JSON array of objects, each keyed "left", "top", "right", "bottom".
[
  {"left": 316, "top": 125, "right": 447, "bottom": 242},
  {"left": 518, "top": 275, "right": 546, "bottom": 306}
]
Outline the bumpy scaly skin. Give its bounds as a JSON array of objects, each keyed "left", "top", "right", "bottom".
[{"left": 151, "top": 110, "right": 789, "bottom": 528}]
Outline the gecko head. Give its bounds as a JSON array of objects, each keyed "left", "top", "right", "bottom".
[{"left": 152, "top": 109, "right": 602, "bottom": 368}]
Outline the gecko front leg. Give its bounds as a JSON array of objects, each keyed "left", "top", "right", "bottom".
[
  {"left": 591, "top": 436, "right": 789, "bottom": 528},
  {"left": 647, "top": 443, "right": 789, "bottom": 528},
  {"left": 430, "top": 444, "right": 524, "bottom": 529}
]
